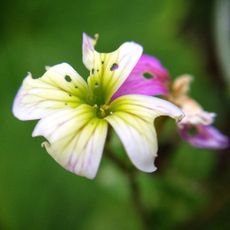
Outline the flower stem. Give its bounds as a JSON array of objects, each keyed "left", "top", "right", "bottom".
[
  {"left": 105, "top": 130, "right": 150, "bottom": 229},
  {"left": 128, "top": 172, "right": 150, "bottom": 230}
]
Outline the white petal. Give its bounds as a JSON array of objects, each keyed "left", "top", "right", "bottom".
[
  {"left": 13, "top": 63, "right": 88, "bottom": 120},
  {"left": 105, "top": 95, "right": 183, "bottom": 172},
  {"left": 82, "top": 33, "right": 143, "bottom": 103},
  {"left": 105, "top": 111, "right": 157, "bottom": 172},
  {"left": 82, "top": 33, "right": 98, "bottom": 69},
  {"left": 109, "top": 94, "right": 184, "bottom": 121},
  {"left": 33, "top": 105, "right": 108, "bottom": 179}
]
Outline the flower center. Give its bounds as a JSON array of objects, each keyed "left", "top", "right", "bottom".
[
  {"left": 188, "top": 126, "right": 198, "bottom": 136},
  {"left": 94, "top": 104, "right": 112, "bottom": 118}
]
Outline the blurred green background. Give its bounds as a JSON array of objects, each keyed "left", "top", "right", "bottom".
[{"left": 0, "top": 0, "right": 229, "bottom": 229}]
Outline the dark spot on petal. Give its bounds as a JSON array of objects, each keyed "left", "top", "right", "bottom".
[
  {"left": 95, "top": 82, "right": 99, "bottom": 87},
  {"left": 75, "top": 86, "right": 78, "bottom": 89},
  {"left": 101, "top": 61, "right": 104, "bottom": 64},
  {"left": 65, "top": 102, "right": 68, "bottom": 105},
  {"left": 143, "top": 72, "right": 154, "bottom": 79},
  {"left": 69, "top": 94, "right": 72, "bottom": 97},
  {"left": 65, "top": 75, "right": 72, "bottom": 82},
  {"left": 97, "top": 69, "right": 99, "bottom": 72},
  {"left": 92, "top": 68, "right": 95, "bottom": 75},
  {"left": 110, "top": 63, "right": 119, "bottom": 71}
]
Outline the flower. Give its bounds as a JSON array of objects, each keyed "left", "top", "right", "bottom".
[
  {"left": 170, "top": 75, "right": 228, "bottom": 149},
  {"left": 12, "top": 33, "right": 183, "bottom": 179}
]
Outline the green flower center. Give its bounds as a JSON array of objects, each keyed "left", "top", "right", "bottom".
[{"left": 94, "top": 104, "right": 112, "bottom": 118}]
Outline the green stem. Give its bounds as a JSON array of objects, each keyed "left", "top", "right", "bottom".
[{"left": 105, "top": 130, "right": 150, "bottom": 229}]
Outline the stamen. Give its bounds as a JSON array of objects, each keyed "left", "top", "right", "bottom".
[
  {"left": 94, "top": 104, "right": 110, "bottom": 118},
  {"left": 99, "top": 108, "right": 106, "bottom": 117}
]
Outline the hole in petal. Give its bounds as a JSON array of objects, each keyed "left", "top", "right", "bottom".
[
  {"left": 143, "top": 72, "right": 154, "bottom": 79},
  {"left": 110, "top": 63, "right": 119, "bottom": 71},
  {"left": 95, "top": 82, "right": 99, "bottom": 88},
  {"left": 65, "top": 75, "right": 72, "bottom": 82},
  {"left": 188, "top": 126, "right": 198, "bottom": 136}
]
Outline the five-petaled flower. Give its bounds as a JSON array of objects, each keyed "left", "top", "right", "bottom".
[{"left": 13, "top": 33, "right": 183, "bottom": 179}]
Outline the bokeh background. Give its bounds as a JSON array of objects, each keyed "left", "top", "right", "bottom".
[{"left": 0, "top": 0, "right": 229, "bottom": 229}]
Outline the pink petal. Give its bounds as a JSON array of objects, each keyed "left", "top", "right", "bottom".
[
  {"left": 112, "top": 54, "right": 170, "bottom": 100},
  {"left": 179, "top": 124, "right": 229, "bottom": 149}
]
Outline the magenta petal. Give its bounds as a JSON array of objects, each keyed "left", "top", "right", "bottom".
[
  {"left": 179, "top": 124, "right": 229, "bottom": 149},
  {"left": 112, "top": 54, "right": 170, "bottom": 100}
]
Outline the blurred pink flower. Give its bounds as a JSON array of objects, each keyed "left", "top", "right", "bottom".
[{"left": 171, "top": 75, "right": 228, "bottom": 149}]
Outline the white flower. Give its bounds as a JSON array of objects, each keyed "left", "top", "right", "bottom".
[{"left": 13, "top": 33, "right": 183, "bottom": 179}]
